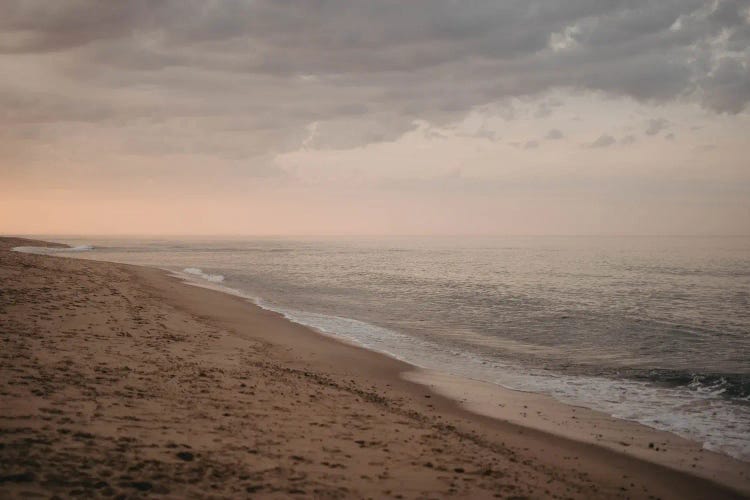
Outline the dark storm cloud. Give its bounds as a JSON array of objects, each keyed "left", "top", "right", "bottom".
[{"left": 2, "top": 0, "right": 749, "bottom": 159}]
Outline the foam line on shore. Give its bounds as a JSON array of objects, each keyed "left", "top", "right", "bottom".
[{"left": 12, "top": 245, "right": 93, "bottom": 254}]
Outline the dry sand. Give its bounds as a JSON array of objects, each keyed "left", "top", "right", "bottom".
[{"left": 0, "top": 237, "right": 747, "bottom": 499}]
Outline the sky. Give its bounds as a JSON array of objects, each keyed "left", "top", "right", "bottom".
[{"left": 2, "top": 0, "right": 749, "bottom": 235}]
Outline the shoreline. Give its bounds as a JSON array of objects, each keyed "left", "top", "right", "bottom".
[
  {"left": 173, "top": 268, "right": 750, "bottom": 464},
  {"left": 172, "top": 267, "right": 748, "bottom": 469},
  {"left": 2, "top": 236, "right": 748, "bottom": 498},
  {"left": 170, "top": 263, "right": 750, "bottom": 493}
]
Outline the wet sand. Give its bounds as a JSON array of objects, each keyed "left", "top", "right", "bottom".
[{"left": 1, "top": 236, "right": 747, "bottom": 499}]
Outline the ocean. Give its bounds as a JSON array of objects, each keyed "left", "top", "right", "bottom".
[{"left": 17, "top": 235, "right": 750, "bottom": 461}]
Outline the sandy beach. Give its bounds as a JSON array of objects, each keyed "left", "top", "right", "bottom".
[{"left": 0, "top": 236, "right": 747, "bottom": 499}]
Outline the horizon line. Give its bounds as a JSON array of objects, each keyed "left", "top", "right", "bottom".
[{"left": 5, "top": 232, "right": 750, "bottom": 239}]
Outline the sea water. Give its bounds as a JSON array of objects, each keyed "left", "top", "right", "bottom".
[{"left": 18, "top": 235, "right": 750, "bottom": 460}]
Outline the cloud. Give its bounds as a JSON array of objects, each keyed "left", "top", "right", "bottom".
[
  {"left": 700, "top": 57, "right": 750, "bottom": 113},
  {"left": 589, "top": 134, "right": 616, "bottom": 148},
  {"left": 524, "top": 140, "right": 539, "bottom": 149},
  {"left": 620, "top": 135, "right": 637, "bottom": 145},
  {"left": 545, "top": 129, "right": 564, "bottom": 140},
  {"left": 534, "top": 98, "right": 563, "bottom": 118},
  {"left": 646, "top": 118, "right": 670, "bottom": 136},
  {"left": 1, "top": 0, "right": 749, "bottom": 166}
]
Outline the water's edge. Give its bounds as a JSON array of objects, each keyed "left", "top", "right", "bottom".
[{"left": 169, "top": 267, "right": 748, "bottom": 463}]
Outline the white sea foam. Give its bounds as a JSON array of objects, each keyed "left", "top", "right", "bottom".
[
  {"left": 182, "top": 267, "right": 224, "bottom": 283},
  {"left": 12, "top": 245, "right": 94, "bottom": 254}
]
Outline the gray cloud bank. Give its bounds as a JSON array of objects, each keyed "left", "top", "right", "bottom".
[{"left": 2, "top": 0, "right": 749, "bottom": 163}]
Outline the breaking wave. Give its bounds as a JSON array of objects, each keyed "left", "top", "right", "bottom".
[{"left": 182, "top": 267, "right": 225, "bottom": 283}]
